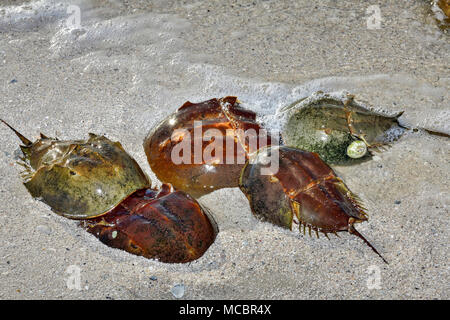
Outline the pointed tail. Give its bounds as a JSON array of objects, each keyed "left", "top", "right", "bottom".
[
  {"left": 0, "top": 119, "right": 32, "bottom": 146},
  {"left": 348, "top": 223, "right": 388, "bottom": 264}
]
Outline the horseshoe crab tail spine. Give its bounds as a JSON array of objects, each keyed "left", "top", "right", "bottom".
[
  {"left": 348, "top": 223, "right": 388, "bottom": 264},
  {"left": 386, "top": 112, "right": 449, "bottom": 138},
  {"left": 0, "top": 119, "right": 32, "bottom": 146},
  {"left": 423, "top": 128, "right": 450, "bottom": 138}
]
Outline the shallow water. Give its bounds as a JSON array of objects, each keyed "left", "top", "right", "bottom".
[{"left": 0, "top": 0, "right": 448, "bottom": 299}]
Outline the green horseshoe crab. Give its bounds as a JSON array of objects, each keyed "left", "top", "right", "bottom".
[
  {"left": 279, "top": 92, "right": 407, "bottom": 164},
  {"left": 1, "top": 119, "right": 150, "bottom": 219}
]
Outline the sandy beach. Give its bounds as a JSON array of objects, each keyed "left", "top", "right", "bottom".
[{"left": 0, "top": 0, "right": 448, "bottom": 299}]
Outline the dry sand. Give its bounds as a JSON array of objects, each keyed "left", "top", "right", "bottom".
[{"left": 0, "top": 0, "right": 448, "bottom": 299}]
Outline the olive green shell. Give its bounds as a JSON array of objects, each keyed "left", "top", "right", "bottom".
[
  {"left": 280, "top": 92, "right": 406, "bottom": 164},
  {"left": 20, "top": 133, "right": 150, "bottom": 219}
]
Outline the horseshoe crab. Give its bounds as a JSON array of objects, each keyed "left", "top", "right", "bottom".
[
  {"left": 81, "top": 184, "right": 218, "bottom": 263},
  {"left": 239, "top": 145, "right": 388, "bottom": 263},
  {"left": 1, "top": 119, "right": 149, "bottom": 219},
  {"left": 1, "top": 119, "right": 217, "bottom": 263},
  {"left": 143, "top": 96, "right": 271, "bottom": 197},
  {"left": 280, "top": 92, "right": 407, "bottom": 164},
  {"left": 2, "top": 91, "right": 394, "bottom": 264}
]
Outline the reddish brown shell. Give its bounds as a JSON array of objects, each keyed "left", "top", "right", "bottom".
[
  {"left": 81, "top": 184, "right": 218, "bottom": 263},
  {"left": 143, "top": 97, "right": 271, "bottom": 197},
  {"left": 239, "top": 146, "right": 387, "bottom": 263}
]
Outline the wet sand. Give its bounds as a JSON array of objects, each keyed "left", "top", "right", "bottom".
[{"left": 0, "top": 0, "right": 448, "bottom": 299}]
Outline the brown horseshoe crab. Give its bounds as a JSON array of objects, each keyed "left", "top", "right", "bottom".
[
  {"left": 1, "top": 119, "right": 217, "bottom": 263},
  {"left": 81, "top": 184, "right": 218, "bottom": 263},
  {"left": 239, "top": 145, "right": 388, "bottom": 263},
  {"left": 143, "top": 96, "right": 271, "bottom": 197},
  {"left": 3, "top": 93, "right": 396, "bottom": 264}
]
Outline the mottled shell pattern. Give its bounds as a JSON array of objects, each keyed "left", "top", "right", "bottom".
[
  {"left": 1, "top": 120, "right": 150, "bottom": 219},
  {"left": 81, "top": 183, "right": 218, "bottom": 263},
  {"left": 280, "top": 92, "right": 407, "bottom": 164}
]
